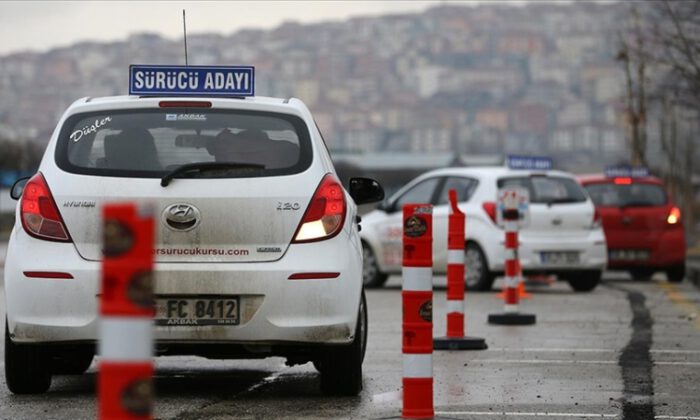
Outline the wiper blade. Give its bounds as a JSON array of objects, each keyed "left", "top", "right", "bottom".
[
  {"left": 545, "top": 198, "right": 581, "bottom": 206},
  {"left": 621, "top": 201, "right": 655, "bottom": 208},
  {"left": 160, "top": 162, "right": 265, "bottom": 187}
]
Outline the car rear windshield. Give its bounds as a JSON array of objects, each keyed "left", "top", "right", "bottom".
[
  {"left": 55, "top": 108, "right": 312, "bottom": 178},
  {"left": 497, "top": 176, "right": 587, "bottom": 204},
  {"left": 583, "top": 182, "right": 667, "bottom": 207}
]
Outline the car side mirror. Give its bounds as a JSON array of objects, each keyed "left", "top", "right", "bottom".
[
  {"left": 10, "top": 176, "right": 30, "bottom": 200},
  {"left": 349, "top": 177, "right": 384, "bottom": 205}
]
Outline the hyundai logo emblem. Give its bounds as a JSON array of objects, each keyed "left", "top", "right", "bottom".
[{"left": 163, "top": 203, "right": 200, "bottom": 231}]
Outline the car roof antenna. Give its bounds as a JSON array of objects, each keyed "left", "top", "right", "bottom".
[{"left": 183, "top": 9, "right": 189, "bottom": 66}]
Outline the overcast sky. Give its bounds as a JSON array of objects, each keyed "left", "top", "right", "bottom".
[{"left": 0, "top": 1, "right": 462, "bottom": 56}]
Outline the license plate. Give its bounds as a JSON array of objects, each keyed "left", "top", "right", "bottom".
[
  {"left": 155, "top": 297, "right": 240, "bottom": 326},
  {"left": 609, "top": 249, "right": 650, "bottom": 261},
  {"left": 540, "top": 251, "right": 580, "bottom": 265}
]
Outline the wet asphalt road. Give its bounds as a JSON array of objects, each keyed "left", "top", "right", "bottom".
[{"left": 1, "top": 272, "right": 699, "bottom": 420}]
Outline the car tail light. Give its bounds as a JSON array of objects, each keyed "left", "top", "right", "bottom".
[
  {"left": 293, "top": 174, "right": 346, "bottom": 243},
  {"left": 591, "top": 208, "right": 602, "bottom": 229},
  {"left": 482, "top": 201, "right": 498, "bottom": 225},
  {"left": 614, "top": 177, "right": 632, "bottom": 185},
  {"left": 20, "top": 172, "right": 71, "bottom": 242},
  {"left": 667, "top": 206, "right": 681, "bottom": 225}
]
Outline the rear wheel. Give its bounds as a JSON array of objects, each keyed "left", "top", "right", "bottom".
[
  {"left": 629, "top": 268, "right": 654, "bottom": 281},
  {"left": 4, "top": 319, "right": 52, "bottom": 394},
  {"left": 317, "top": 290, "right": 366, "bottom": 396},
  {"left": 362, "top": 242, "right": 388, "bottom": 288},
  {"left": 464, "top": 242, "right": 495, "bottom": 291},
  {"left": 566, "top": 270, "right": 601, "bottom": 292},
  {"left": 666, "top": 264, "right": 685, "bottom": 283}
]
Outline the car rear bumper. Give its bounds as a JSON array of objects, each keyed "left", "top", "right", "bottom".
[
  {"left": 4, "top": 228, "right": 362, "bottom": 346},
  {"left": 485, "top": 229, "right": 607, "bottom": 272},
  {"left": 606, "top": 228, "right": 686, "bottom": 269}
]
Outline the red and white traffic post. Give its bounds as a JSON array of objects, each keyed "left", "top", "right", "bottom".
[
  {"left": 401, "top": 204, "right": 434, "bottom": 419},
  {"left": 99, "top": 203, "right": 155, "bottom": 420},
  {"left": 434, "top": 189, "right": 487, "bottom": 350},
  {"left": 488, "top": 189, "right": 536, "bottom": 325}
]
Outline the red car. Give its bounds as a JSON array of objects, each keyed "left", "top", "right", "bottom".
[{"left": 579, "top": 171, "right": 685, "bottom": 282}]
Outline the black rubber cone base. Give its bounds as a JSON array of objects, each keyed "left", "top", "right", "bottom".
[
  {"left": 488, "top": 312, "right": 536, "bottom": 325},
  {"left": 434, "top": 336, "right": 487, "bottom": 350}
]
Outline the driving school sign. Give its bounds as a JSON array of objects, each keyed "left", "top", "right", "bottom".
[{"left": 129, "top": 65, "right": 255, "bottom": 96}]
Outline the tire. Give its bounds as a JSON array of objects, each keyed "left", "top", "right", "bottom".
[
  {"left": 318, "top": 290, "right": 366, "bottom": 396},
  {"left": 362, "top": 242, "right": 388, "bottom": 288},
  {"left": 666, "top": 264, "right": 685, "bottom": 283},
  {"left": 464, "top": 242, "right": 495, "bottom": 291},
  {"left": 629, "top": 269, "right": 654, "bottom": 281},
  {"left": 4, "top": 319, "right": 52, "bottom": 394},
  {"left": 52, "top": 348, "right": 94, "bottom": 375},
  {"left": 566, "top": 270, "right": 601, "bottom": 292}
]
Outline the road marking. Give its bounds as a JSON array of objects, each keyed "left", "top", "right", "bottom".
[
  {"left": 487, "top": 347, "right": 618, "bottom": 353},
  {"left": 655, "top": 417, "right": 700, "bottom": 420},
  {"left": 651, "top": 349, "right": 700, "bottom": 355},
  {"left": 436, "top": 413, "right": 700, "bottom": 420},
  {"left": 471, "top": 359, "right": 617, "bottom": 365},
  {"left": 657, "top": 283, "right": 700, "bottom": 331},
  {"left": 467, "top": 359, "right": 700, "bottom": 367},
  {"left": 654, "top": 361, "right": 700, "bottom": 367},
  {"left": 435, "top": 411, "right": 617, "bottom": 418}
]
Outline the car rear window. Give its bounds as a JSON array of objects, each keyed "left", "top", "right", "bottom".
[
  {"left": 584, "top": 182, "right": 667, "bottom": 207},
  {"left": 55, "top": 108, "right": 312, "bottom": 178},
  {"left": 497, "top": 176, "right": 587, "bottom": 204}
]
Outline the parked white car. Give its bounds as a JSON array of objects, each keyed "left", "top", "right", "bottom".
[
  {"left": 360, "top": 166, "right": 607, "bottom": 292},
  {"left": 4, "top": 93, "right": 383, "bottom": 395}
]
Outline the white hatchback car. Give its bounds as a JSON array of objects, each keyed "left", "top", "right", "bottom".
[
  {"left": 4, "top": 94, "right": 383, "bottom": 395},
  {"left": 360, "top": 166, "right": 607, "bottom": 292}
]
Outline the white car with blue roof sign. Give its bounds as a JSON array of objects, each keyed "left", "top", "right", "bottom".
[
  {"left": 360, "top": 156, "right": 607, "bottom": 292},
  {"left": 3, "top": 65, "right": 384, "bottom": 395}
]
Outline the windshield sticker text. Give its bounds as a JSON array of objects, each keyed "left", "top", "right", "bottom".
[
  {"left": 166, "top": 114, "right": 207, "bottom": 121},
  {"left": 70, "top": 117, "right": 112, "bottom": 142}
]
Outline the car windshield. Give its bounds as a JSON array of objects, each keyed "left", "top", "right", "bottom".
[
  {"left": 55, "top": 108, "right": 311, "bottom": 178},
  {"left": 584, "top": 182, "right": 667, "bottom": 207},
  {"left": 497, "top": 175, "right": 587, "bottom": 204}
]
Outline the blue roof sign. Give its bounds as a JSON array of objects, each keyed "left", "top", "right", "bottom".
[
  {"left": 129, "top": 65, "right": 255, "bottom": 96},
  {"left": 506, "top": 155, "right": 553, "bottom": 171},
  {"left": 604, "top": 165, "right": 649, "bottom": 178}
]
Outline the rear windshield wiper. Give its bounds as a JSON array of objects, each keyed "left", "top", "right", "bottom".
[
  {"left": 161, "top": 162, "right": 265, "bottom": 187},
  {"left": 543, "top": 198, "right": 582, "bottom": 206},
  {"left": 621, "top": 201, "right": 656, "bottom": 208}
]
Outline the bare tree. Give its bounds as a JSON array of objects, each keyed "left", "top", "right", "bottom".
[
  {"left": 617, "top": 7, "right": 650, "bottom": 167},
  {"left": 650, "top": 1, "right": 700, "bottom": 108},
  {"left": 648, "top": 1, "right": 700, "bottom": 232}
]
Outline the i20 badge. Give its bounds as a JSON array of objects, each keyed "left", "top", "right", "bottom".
[{"left": 163, "top": 203, "right": 201, "bottom": 231}]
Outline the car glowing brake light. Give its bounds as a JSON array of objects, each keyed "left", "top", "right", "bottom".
[
  {"left": 614, "top": 177, "right": 632, "bottom": 185},
  {"left": 20, "top": 172, "right": 71, "bottom": 242},
  {"left": 482, "top": 201, "right": 498, "bottom": 225},
  {"left": 667, "top": 206, "right": 681, "bottom": 225},
  {"left": 293, "top": 174, "right": 346, "bottom": 243}
]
